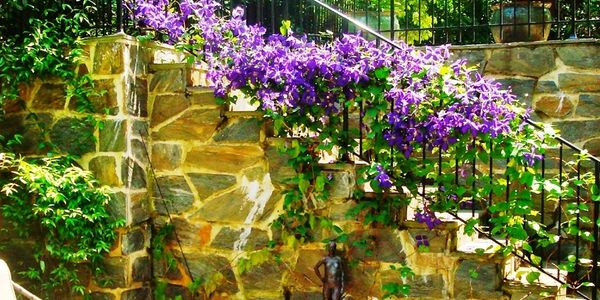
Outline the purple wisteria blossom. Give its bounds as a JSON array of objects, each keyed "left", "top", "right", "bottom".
[{"left": 374, "top": 164, "right": 393, "bottom": 189}]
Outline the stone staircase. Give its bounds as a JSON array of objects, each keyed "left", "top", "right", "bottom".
[{"left": 144, "top": 60, "right": 589, "bottom": 300}]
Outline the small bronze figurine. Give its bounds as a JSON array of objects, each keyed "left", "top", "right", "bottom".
[{"left": 314, "top": 241, "right": 344, "bottom": 300}]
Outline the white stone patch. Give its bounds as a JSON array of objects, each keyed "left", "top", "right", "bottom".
[{"left": 233, "top": 173, "right": 274, "bottom": 251}]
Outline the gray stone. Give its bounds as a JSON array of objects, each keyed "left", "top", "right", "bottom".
[
  {"left": 187, "top": 173, "right": 236, "bottom": 199},
  {"left": 132, "top": 256, "right": 151, "bottom": 282},
  {"left": 130, "top": 138, "right": 149, "bottom": 166},
  {"left": 96, "top": 257, "right": 128, "bottom": 288},
  {"left": 486, "top": 47, "right": 555, "bottom": 77},
  {"left": 121, "top": 157, "right": 147, "bottom": 189},
  {"left": 72, "top": 79, "right": 118, "bottom": 114},
  {"left": 50, "top": 117, "right": 96, "bottom": 155},
  {"left": 583, "top": 138, "right": 600, "bottom": 157},
  {"left": 151, "top": 94, "right": 190, "bottom": 126},
  {"left": 349, "top": 229, "right": 406, "bottom": 262},
  {"left": 187, "top": 254, "right": 238, "bottom": 293},
  {"left": 121, "top": 287, "right": 151, "bottom": 300},
  {"left": 451, "top": 50, "right": 486, "bottom": 71},
  {"left": 149, "top": 69, "right": 185, "bottom": 93},
  {"left": 131, "top": 192, "right": 150, "bottom": 225},
  {"left": 108, "top": 192, "right": 126, "bottom": 222},
  {"left": 534, "top": 95, "right": 574, "bottom": 118},
  {"left": 535, "top": 80, "right": 559, "bottom": 93},
  {"left": 559, "top": 73, "right": 600, "bottom": 93},
  {"left": 94, "top": 43, "right": 125, "bottom": 75},
  {"left": 195, "top": 189, "right": 279, "bottom": 223},
  {"left": 328, "top": 169, "right": 355, "bottom": 199},
  {"left": 126, "top": 77, "right": 148, "bottom": 117},
  {"left": 555, "top": 120, "right": 600, "bottom": 143},
  {"left": 556, "top": 45, "right": 600, "bottom": 69},
  {"left": 32, "top": 83, "right": 66, "bottom": 110},
  {"left": 188, "top": 89, "right": 217, "bottom": 106},
  {"left": 89, "top": 292, "right": 115, "bottom": 300},
  {"left": 210, "top": 227, "right": 269, "bottom": 250},
  {"left": 99, "top": 119, "right": 127, "bottom": 152},
  {"left": 266, "top": 145, "right": 296, "bottom": 186},
  {"left": 151, "top": 143, "right": 183, "bottom": 171},
  {"left": 496, "top": 78, "right": 536, "bottom": 107},
  {"left": 454, "top": 259, "right": 501, "bottom": 298},
  {"left": 154, "top": 176, "right": 194, "bottom": 214},
  {"left": 345, "top": 263, "right": 380, "bottom": 299},
  {"left": 153, "top": 256, "right": 183, "bottom": 280},
  {"left": 152, "top": 108, "right": 221, "bottom": 142},
  {"left": 240, "top": 260, "right": 283, "bottom": 290},
  {"left": 123, "top": 228, "right": 146, "bottom": 255},
  {"left": 170, "top": 217, "right": 211, "bottom": 247},
  {"left": 185, "top": 145, "right": 264, "bottom": 174},
  {"left": 88, "top": 156, "right": 120, "bottom": 186},
  {"left": 577, "top": 94, "right": 600, "bottom": 118},
  {"left": 213, "top": 118, "right": 261, "bottom": 142}
]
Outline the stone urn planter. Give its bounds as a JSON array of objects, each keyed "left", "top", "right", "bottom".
[{"left": 490, "top": 0, "right": 553, "bottom": 43}]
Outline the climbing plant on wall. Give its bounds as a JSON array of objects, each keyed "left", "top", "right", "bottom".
[
  {"left": 0, "top": 1, "right": 123, "bottom": 297},
  {"left": 131, "top": 0, "right": 600, "bottom": 296}
]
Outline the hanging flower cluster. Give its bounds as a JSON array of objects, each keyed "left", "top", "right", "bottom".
[{"left": 130, "top": 0, "right": 539, "bottom": 229}]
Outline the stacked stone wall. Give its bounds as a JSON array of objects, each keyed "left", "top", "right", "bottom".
[
  {"left": 2, "top": 36, "right": 598, "bottom": 299},
  {"left": 452, "top": 39, "right": 600, "bottom": 155}
]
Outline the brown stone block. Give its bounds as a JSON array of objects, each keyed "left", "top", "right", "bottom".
[
  {"left": 126, "top": 77, "right": 148, "bottom": 117},
  {"left": 151, "top": 93, "right": 190, "bottom": 126},
  {"left": 99, "top": 119, "right": 127, "bottom": 152},
  {"left": 194, "top": 188, "right": 279, "bottom": 223},
  {"left": 69, "top": 79, "right": 118, "bottom": 114},
  {"left": 240, "top": 260, "right": 284, "bottom": 290},
  {"left": 88, "top": 156, "right": 120, "bottom": 186},
  {"left": 49, "top": 117, "right": 96, "bottom": 156},
  {"left": 169, "top": 217, "right": 211, "bottom": 247},
  {"left": 151, "top": 143, "right": 183, "bottom": 171},
  {"left": 213, "top": 118, "right": 262, "bottom": 143},
  {"left": 149, "top": 69, "right": 185, "bottom": 93},
  {"left": 534, "top": 95, "right": 574, "bottom": 118},
  {"left": 380, "top": 270, "right": 445, "bottom": 299},
  {"left": 31, "top": 83, "right": 66, "bottom": 110},
  {"left": 289, "top": 249, "right": 324, "bottom": 290},
  {"left": 94, "top": 43, "right": 125, "bottom": 75},
  {"left": 185, "top": 145, "right": 263, "bottom": 173},
  {"left": 185, "top": 253, "right": 238, "bottom": 294},
  {"left": 558, "top": 73, "right": 600, "bottom": 93},
  {"left": 583, "top": 138, "right": 600, "bottom": 157},
  {"left": 210, "top": 227, "right": 269, "bottom": 251},
  {"left": 152, "top": 108, "right": 221, "bottom": 141},
  {"left": 554, "top": 120, "right": 600, "bottom": 143}
]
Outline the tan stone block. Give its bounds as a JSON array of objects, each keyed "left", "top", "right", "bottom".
[
  {"left": 534, "top": 95, "right": 574, "bottom": 118},
  {"left": 150, "top": 94, "right": 190, "bottom": 126},
  {"left": 151, "top": 143, "right": 183, "bottom": 171},
  {"left": 152, "top": 108, "right": 221, "bottom": 141},
  {"left": 185, "top": 145, "right": 264, "bottom": 173},
  {"left": 558, "top": 73, "right": 600, "bottom": 93},
  {"left": 88, "top": 156, "right": 120, "bottom": 186},
  {"left": 94, "top": 43, "right": 125, "bottom": 75}
]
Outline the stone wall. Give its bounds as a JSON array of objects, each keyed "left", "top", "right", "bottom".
[
  {"left": 3, "top": 36, "right": 599, "bottom": 299},
  {"left": 452, "top": 39, "right": 600, "bottom": 156},
  {"left": 0, "top": 34, "right": 188, "bottom": 299}
]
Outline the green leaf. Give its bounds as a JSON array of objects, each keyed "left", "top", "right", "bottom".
[{"left": 526, "top": 271, "right": 540, "bottom": 283}]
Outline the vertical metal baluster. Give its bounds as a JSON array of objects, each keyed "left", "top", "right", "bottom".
[
  {"left": 423, "top": 141, "right": 427, "bottom": 202},
  {"left": 342, "top": 104, "right": 350, "bottom": 162},
  {"left": 574, "top": 156, "right": 581, "bottom": 282},
  {"left": 270, "top": 0, "right": 276, "bottom": 34},
  {"left": 359, "top": 99, "right": 363, "bottom": 157},
  {"left": 418, "top": 0, "right": 422, "bottom": 43},
  {"left": 391, "top": 0, "right": 396, "bottom": 40},
  {"left": 472, "top": 0, "right": 476, "bottom": 43},
  {"left": 528, "top": 0, "right": 532, "bottom": 40},
  {"left": 505, "top": 157, "right": 510, "bottom": 203},
  {"left": 458, "top": 0, "right": 462, "bottom": 43},
  {"left": 587, "top": 0, "right": 591, "bottom": 36},
  {"left": 489, "top": 140, "right": 493, "bottom": 207},
  {"left": 558, "top": 144, "right": 563, "bottom": 278},
  {"left": 405, "top": 0, "right": 409, "bottom": 41},
  {"left": 570, "top": 0, "right": 577, "bottom": 38},
  {"left": 445, "top": 0, "right": 449, "bottom": 43},
  {"left": 472, "top": 138, "right": 477, "bottom": 217},
  {"left": 541, "top": 154, "right": 546, "bottom": 225},
  {"left": 557, "top": 0, "right": 562, "bottom": 38},
  {"left": 592, "top": 161, "right": 599, "bottom": 300},
  {"left": 390, "top": 100, "right": 394, "bottom": 169}
]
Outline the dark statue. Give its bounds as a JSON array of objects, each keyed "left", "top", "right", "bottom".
[{"left": 314, "top": 241, "right": 344, "bottom": 300}]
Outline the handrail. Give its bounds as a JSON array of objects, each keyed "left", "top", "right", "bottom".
[{"left": 12, "top": 281, "right": 42, "bottom": 300}]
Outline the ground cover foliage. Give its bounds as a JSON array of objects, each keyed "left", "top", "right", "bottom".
[
  {"left": 0, "top": 1, "right": 123, "bottom": 297},
  {"left": 133, "top": 0, "right": 599, "bottom": 298}
]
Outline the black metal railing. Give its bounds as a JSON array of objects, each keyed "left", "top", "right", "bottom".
[{"left": 280, "top": 1, "right": 600, "bottom": 298}]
